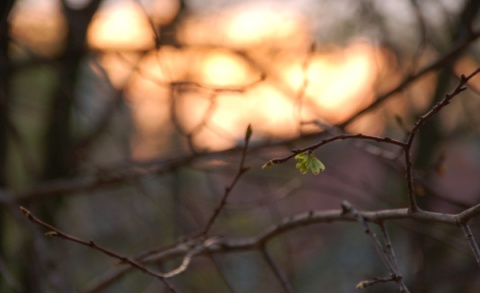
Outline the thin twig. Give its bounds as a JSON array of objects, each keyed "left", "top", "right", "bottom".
[
  {"left": 338, "top": 29, "right": 480, "bottom": 129},
  {"left": 379, "top": 223, "right": 399, "bottom": 272},
  {"left": 207, "top": 254, "right": 237, "bottom": 293},
  {"left": 294, "top": 42, "right": 316, "bottom": 132},
  {"left": 265, "top": 133, "right": 404, "bottom": 166},
  {"left": 19, "top": 206, "right": 179, "bottom": 293},
  {"left": 379, "top": 223, "right": 410, "bottom": 293},
  {"left": 169, "top": 86, "right": 219, "bottom": 154},
  {"left": 341, "top": 201, "right": 396, "bottom": 274},
  {"left": 261, "top": 247, "right": 296, "bottom": 293},
  {"left": 341, "top": 201, "right": 410, "bottom": 292},
  {"left": 201, "top": 125, "right": 252, "bottom": 235},
  {"left": 403, "top": 67, "right": 480, "bottom": 212},
  {"left": 460, "top": 223, "right": 480, "bottom": 267},
  {"left": 266, "top": 68, "right": 480, "bottom": 214},
  {"left": 84, "top": 202, "right": 480, "bottom": 292}
]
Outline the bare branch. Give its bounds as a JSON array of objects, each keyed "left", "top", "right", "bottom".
[
  {"left": 201, "top": 125, "right": 252, "bottom": 235},
  {"left": 341, "top": 201, "right": 410, "bottom": 292},
  {"left": 19, "top": 206, "right": 178, "bottom": 292},
  {"left": 403, "top": 67, "right": 480, "bottom": 212},
  {"left": 84, "top": 201, "right": 480, "bottom": 292},
  {"left": 265, "top": 133, "right": 404, "bottom": 166},
  {"left": 261, "top": 248, "right": 296, "bottom": 293},
  {"left": 338, "top": 29, "right": 480, "bottom": 129},
  {"left": 460, "top": 223, "right": 480, "bottom": 267}
]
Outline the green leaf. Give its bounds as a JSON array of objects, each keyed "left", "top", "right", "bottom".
[
  {"left": 262, "top": 160, "right": 277, "bottom": 169},
  {"left": 294, "top": 152, "right": 325, "bottom": 175}
]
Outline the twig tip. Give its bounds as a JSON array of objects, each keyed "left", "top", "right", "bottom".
[
  {"left": 245, "top": 124, "right": 253, "bottom": 141},
  {"left": 19, "top": 206, "right": 30, "bottom": 217}
]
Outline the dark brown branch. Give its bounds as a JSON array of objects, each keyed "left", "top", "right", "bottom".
[
  {"left": 14, "top": 64, "right": 479, "bottom": 205},
  {"left": 356, "top": 276, "right": 402, "bottom": 290},
  {"left": 201, "top": 125, "right": 252, "bottom": 235},
  {"left": 19, "top": 207, "right": 178, "bottom": 292},
  {"left": 16, "top": 156, "right": 196, "bottom": 203},
  {"left": 409, "top": 68, "right": 480, "bottom": 139},
  {"left": 265, "top": 133, "right": 404, "bottom": 166},
  {"left": 403, "top": 67, "right": 480, "bottom": 212}
]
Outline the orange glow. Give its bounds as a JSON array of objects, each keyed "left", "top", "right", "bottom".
[
  {"left": 175, "top": 83, "right": 299, "bottom": 151},
  {"left": 147, "top": 0, "right": 181, "bottom": 25},
  {"left": 454, "top": 57, "right": 480, "bottom": 93},
  {"left": 223, "top": 3, "right": 306, "bottom": 47},
  {"left": 178, "top": 3, "right": 308, "bottom": 48},
  {"left": 87, "top": 2, "right": 155, "bottom": 51},
  {"left": 9, "top": 0, "right": 400, "bottom": 160},
  {"left": 114, "top": 41, "right": 387, "bottom": 157},
  {"left": 90, "top": 4, "right": 391, "bottom": 158},
  {"left": 281, "top": 42, "right": 385, "bottom": 123},
  {"left": 200, "top": 50, "right": 255, "bottom": 86},
  {"left": 96, "top": 52, "right": 143, "bottom": 88},
  {"left": 10, "top": 0, "right": 66, "bottom": 57}
]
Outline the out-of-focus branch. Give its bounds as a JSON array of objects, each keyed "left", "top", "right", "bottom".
[
  {"left": 338, "top": 28, "right": 480, "bottom": 129},
  {"left": 11, "top": 63, "right": 480, "bottom": 206}
]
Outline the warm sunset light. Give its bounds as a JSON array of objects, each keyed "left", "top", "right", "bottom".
[
  {"left": 88, "top": 2, "right": 390, "bottom": 157},
  {"left": 87, "top": 2, "right": 155, "bottom": 50},
  {"left": 10, "top": 0, "right": 66, "bottom": 57},
  {"left": 281, "top": 42, "right": 385, "bottom": 123},
  {"left": 9, "top": 1, "right": 480, "bottom": 291},
  {"left": 174, "top": 82, "right": 300, "bottom": 151},
  {"left": 223, "top": 3, "right": 306, "bottom": 47},
  {"left": 177, "top": 2, "right": 308, "bottom": 49},
  {"left": 200, "top": 50, "right": 255, "bottom": 86}
]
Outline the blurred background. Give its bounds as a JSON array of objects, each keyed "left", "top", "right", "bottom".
[{"left": 2, "top": 0, "right": 480, "bottom": 292}]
